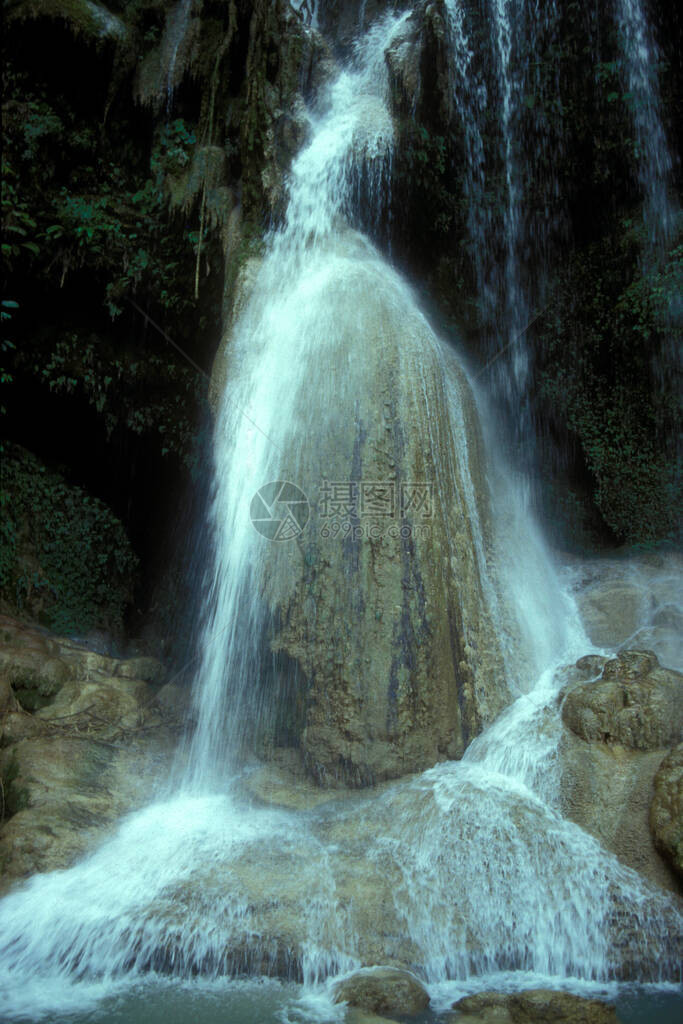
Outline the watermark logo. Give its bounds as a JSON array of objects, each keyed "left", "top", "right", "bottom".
[
  {"left": 250, "top": 480, "right": 310, "bottom": 541},
  {"left": 250, "top": 479, "right": 433, "bottom": 542},
  {"left": 319, "top": 481, "right": 433, "bottom": 521},
  {"left": 319, "top": 480, "right": 433, "bottom": 540}
]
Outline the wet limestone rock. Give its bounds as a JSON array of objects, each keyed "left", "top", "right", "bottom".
[
  {"left": 559, "top": 730, "right": 679, "bottom": 892},
  {"left": 0, "top": 616, "right": 176, "bottom": 892},
  {"left": 561, "top": 650, "right": 682, "bottom": 750},
  {"left": 332, "top": 967, "right": 430, "bottom": 1017},
  {"left": 574, "top": 553, "right": 683, "bottom": 669},
  {"left": 385, "top": 11, "right": 421, "bottom": 115},
  {"left": 114, "top": 655, "right": 165, "bottom": 684},
  {"left": 576, "top": 581, "right": 644, "bottom": 648},
  {"left": 650, "top": 743, "right": 683, "bottom": 878},
  {"left": 241, "top": 754, "right": 340, "bottom": 811},
  {"left": 316, "top": 1, "right": 394, "bottom": 52},
  {"left": 558, "top": 651, "right": 682, "bottom": 892},
  {"left": 448, "top": 989, "right": 618, "bottom": 1023}
]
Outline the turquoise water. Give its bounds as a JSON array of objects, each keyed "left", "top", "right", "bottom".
[{"left": 6, "top": 976, "right": 680, "bottom": 1024}]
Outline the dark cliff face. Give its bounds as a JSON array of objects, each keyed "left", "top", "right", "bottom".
[{"left": 315, "top": 0, "right": 397, "bottom": 51}]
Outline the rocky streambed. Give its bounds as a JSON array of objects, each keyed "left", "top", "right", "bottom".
[{"left": 0, "top": 555, "right": 682, "bottom": 1003}]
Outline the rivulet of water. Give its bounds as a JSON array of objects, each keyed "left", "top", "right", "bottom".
[{"left": 614, "top": 0, "right": 676, "bottom": 247}]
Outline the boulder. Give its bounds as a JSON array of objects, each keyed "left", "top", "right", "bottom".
[
  {"left": 449, "top": 989, "right": 618, "bottom": 1023},
  {"left": 650, "top": 744, "right": 682, "bottom": 877},
  {"left": 0, "top": 709, "right": 44, "bottom": 746},
  {"left": 0, "top": 729, "right": 175, "bottom": 894},
  {"left": 332, "top": 967, "right": 430, "bottom": 1016},
  {"left": 559, "top": 651, "right": 682, "bottom": 892},
  {"left": 561, "top": 650, "right": 682, "bottom": 750}
]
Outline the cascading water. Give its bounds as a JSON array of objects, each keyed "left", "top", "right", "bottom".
[
  {"left": 0, "top": 4, "right": 681, "bottom": 1023},
  {"left": 184, "top": 12, "right": 409, "bottom": 790},
  {"left": 614, "top": 0, "right": 676, "bottom": 247},
  {"left": 612, "top": 0, "right": 681, "bottom": 413},
  {"left": 442, "top": 0, "right": 570, "bottom": 481},
  {"left": 446, "top": 0, "right": 678, "bottom": 467},
  {"left": 163, "top": 0, "right": 194, "bottom": 108}
]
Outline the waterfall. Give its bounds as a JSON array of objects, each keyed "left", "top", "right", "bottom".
[
  {"left": 0, "top": 4, "right": 681, "bottom": 1021},
  {"left": 614, "top": 0, "right": 675, "bottom": 247},
  {"left": 163, "top": 0, "right": 193, "bottom": 108},
  {"left": 444, "top": 0, "right": 568, "bottom": 468},
  {"left": 446, "top": 0, "right": 677, "bottom": 462},
  {"left": 184, "top": 11, "right": 410, "bottom": 789}
]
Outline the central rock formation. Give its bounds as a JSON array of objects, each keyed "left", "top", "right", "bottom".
[{"left": 210, "top": 236, "right": 513, "bottom": 785}]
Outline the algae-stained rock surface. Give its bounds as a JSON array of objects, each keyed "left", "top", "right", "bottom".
[
  {"left": 650, "top": 743, "right": 683, "bottom": 878},
  {"left": 449, "top": 989, "right": 618, "bottom": 1023},
  {"left": 0, "top": 615, "right": 178, "bottom": 893},
  {"left": 332, "top": 966, "right": 430, "bottom": 1016}
]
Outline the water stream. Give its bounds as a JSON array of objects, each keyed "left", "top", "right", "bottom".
[
  {"left": 614, "top": 0, "right": 676, "bottom": 247},
  {"left": 0, "top": 3, "right": 680, "bottom": 1022}
]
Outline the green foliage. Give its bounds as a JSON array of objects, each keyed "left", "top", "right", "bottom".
[
  {"left": 1, "top": 301, "right": 18, "bottom": 419},
  {"left": 1, "top": 60, "right": 206, "bottom": 318},
  {"left": 23, "top": 331, "right": 202, "bottom": 464},
  {"left": 31, "top": 116, "right": 201, "bottom": 319},
  {"left": 403, "top": 125, "right": 455, "bottom": 236},
  {"left": 1, "top": 158, "right": 40, "bottom": 270},
  {"left": 0, "top": 446, "right": 139, "bottom": 634},
  {"left": 536, "top": 222, "right": 682, "bottom": 545},
  {"left": 2, "top": 66, "right": 210, "bottom": 465}
]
